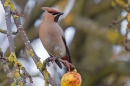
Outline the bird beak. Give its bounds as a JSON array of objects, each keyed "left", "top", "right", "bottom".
[{"left": 58, "top": 12, "right": 64, "bottom": 15}]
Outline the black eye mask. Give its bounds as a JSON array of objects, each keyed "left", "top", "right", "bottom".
[
  {"left": 48, "top": 11, "right": 58, "bottom": 15},
  {"left": 48, "top": 11, "right": 63, "bottom": 22},
  {"left": 54, "top": 14, "right": 61, "bottom": 22}
]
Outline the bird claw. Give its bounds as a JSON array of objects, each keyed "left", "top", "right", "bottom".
[
  {"left": 45, "top": 57, "right": 75, "bottom": 71},
  {"left": 50, "top": 57, "right": 56, "bottom": 64},
  {"left": 46, "top": 57, "right": 56, "bottom": 64},
  {"left": 45, "top": 57, "right": 62, "bottom": 69},
  {"left": 58, "top": 58, "right": 75, "bottom": 71},
  {"left": 46, "top": 58, "right": 50, "bottom": 66}
]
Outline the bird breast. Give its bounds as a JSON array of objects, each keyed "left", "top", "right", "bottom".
[{"left": 39, "top": 22, "right": 66, "bottom": 57}]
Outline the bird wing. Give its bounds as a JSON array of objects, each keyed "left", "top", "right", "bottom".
[{"left": 62, "top": 36, "right": 72, "bottom": 63}]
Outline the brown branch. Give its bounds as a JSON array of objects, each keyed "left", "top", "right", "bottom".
[
  {"left": 2, "top": 1, "right": 15, "bottom": 52},
  {"left": 1, "top": 0, "right": 24, "bottom": 85},
  {"left": 5, "top": 27, "right": 39, "bottom": 56},
  {"left": 109, "top": 16, "right": 126, "bottom": 27},
  {"left": 0, "top": 28, "right": 18, "bottom": 35},
  {"left": 2, "top": 0, "right": 57, "bottom": 86},
  {"left": 1, "top": 0, "right": 32, "bottom": 85},
  {"left": 0, "top": 48, "right": 15, "bottom": 85},
  {"left": 21, "top": 67, "right": 33, "bottom": 83}
]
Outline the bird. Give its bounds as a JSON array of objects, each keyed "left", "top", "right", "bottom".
[{"left": 39, "top": 7, "right": 74, "bottom": 71}]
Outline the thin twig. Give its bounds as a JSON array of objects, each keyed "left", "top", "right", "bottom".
[
  {"left": 3, "top": 1, "right": 15, "bottom": 52},
  {"left": 109, "top": 16, "right": 126, "bottom": 27},
  {"left": 21, "top": 67, "right": 33, "bottom": 83},
  {"left": 0, "top": 48, "right": 15, "bottom": 85},
  {"left": 0, "top": 28, "right": 18, "bottom": 35}
]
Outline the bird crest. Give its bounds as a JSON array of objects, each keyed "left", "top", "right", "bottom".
[{"left": 41, "top": 7, "right": 59, "bottom": 14}]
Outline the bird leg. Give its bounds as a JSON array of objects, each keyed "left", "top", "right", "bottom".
[
  {"left": 58, "top": 58, "right": 75, "bottom": 71},
  {"left": 46, "top": 56, "right": 62, "bottom": 69},
  {"left": 45, "top": 57, "right": 55, "bottom": 66},
  {"left": 46, "top": 57, "right": 75, "bottom": 71}
]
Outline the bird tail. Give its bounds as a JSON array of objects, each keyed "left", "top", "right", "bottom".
[
  {"left": 62, "top": 36, "right": 72, "bottom": 63},
  {"left": 55, "top": 59, "right": 62, "bottom": 69}
]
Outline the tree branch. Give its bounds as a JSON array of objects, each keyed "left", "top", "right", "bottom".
[
  {"left": 1, "top": 0, "right": 33, "bottom": 85},
  {"left": 0, "top": 28, "right": 18, "bottom": 35},
  {"left": 0, "top": 48, "right": 14, "bottom": 85},
  {"left": 1, "top": 0, "right": 57, "bottom": 86},
  {"left": 5, "top": 27, "right": 39, "bottom": 56}
]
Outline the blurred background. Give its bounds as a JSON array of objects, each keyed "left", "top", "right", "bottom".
[{"left": 1, "top": 0, "right": 130, "bottom": 86}]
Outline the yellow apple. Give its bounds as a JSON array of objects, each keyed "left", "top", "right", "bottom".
[{"left": 61, "top": 69, "right": 82, "bottom": 86}]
